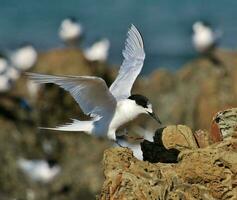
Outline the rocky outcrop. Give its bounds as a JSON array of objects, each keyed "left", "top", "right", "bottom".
[
  {"left": 141, "top": 125, "right": 198, "bottom": 163},
  {"left": 100, "top": 125, "right": 237, "bottom": 200}
]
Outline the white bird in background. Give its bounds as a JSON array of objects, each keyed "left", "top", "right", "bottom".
[
  {"left": 28, "top": 24, "right": 161, "bottom": 141},
  {"left": 0, "top": 54, "right": 20, "bottom": 92},
  {"left": 5, "top": 66, "right": 20, "bottom": 81},
  {"left": 18, "top": 158, "right": 61, "bottom": 183},
  {"left": 59, "top": 17, "right": 83, "bottom": 46},
  {"left": 26, "top": 79, "right": 41, "bottom": 99},
  {"left": 192, "top": 21, "right": 221, "bottom": 54},
  {"left": 0, "top": 75, "right": 12, "bottom": 92},
  {"left": 10, "top": 43, "right": 38, "bottom": 71},
  {"left": 84, "top": 38, "right": 110, "bottom": 62}
]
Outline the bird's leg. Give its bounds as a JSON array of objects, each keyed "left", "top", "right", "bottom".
[
  {"left": 125, "top": 135, "right": 144, "bottom": 141},
  {"left": 115, "top": 129, "right": 144, "bottom": 144},
  {"left": 117, "top": 129, "right": 144, "bottom": 141}
]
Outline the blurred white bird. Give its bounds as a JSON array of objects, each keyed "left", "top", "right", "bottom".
[
  {"left": 10, "top": 43, "right": 38, "bottom": 71},
  {"left": 0, "top": 54, "right": 20, "bottom": 92},
  {"left": 5, "top": 66, "right": 20, "bottom": 81},
  {"left": 84, "top": 38, "right": 110, "bottom": 61},
  {"left": 0, "top": 75, "right": 12, "bottom": 92},
  {"left": 192, "top": 21, "right": 221, "bottom": 54},
  {"left": 59, "top": 17, "right": 83, "bottom": 46},
  {"left": 28, "top": 24, "right": 161, "bottom": 141},
  {"left": 18, "top": 158, "right": 61, "bottom": 183},
  {"left": 26, "top": 79, "right": 41, "bottom": 99}
]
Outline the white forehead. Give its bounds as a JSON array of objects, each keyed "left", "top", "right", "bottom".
[
  {"left": 146, "top": 103, "right": 152, "bottom": 113},
  {"left": 147, "top": 103, "right": 152, "bottom": 109}
]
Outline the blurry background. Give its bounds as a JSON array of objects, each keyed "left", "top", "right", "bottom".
[
  {"left": 1, "top": 0, "right": 237, "bottom": 72},
  {"left": 1, "top": 0, "right": 237, "bottom": 200}
]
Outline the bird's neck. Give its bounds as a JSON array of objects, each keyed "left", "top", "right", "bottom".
[{"left": 109, "top": 99, "right": 144, "bottom": 134}]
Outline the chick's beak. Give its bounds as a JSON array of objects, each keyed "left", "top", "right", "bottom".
[{"left": 148, "top": 112, "right": 162, "bottom": 124}]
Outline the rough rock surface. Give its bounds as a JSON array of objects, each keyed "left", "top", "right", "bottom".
[
  {"left": 100, "top": 136, "right": 237, "bottom": 200},
  {"left": 141, "top": 125, "right": 199, "bottom": 163}
]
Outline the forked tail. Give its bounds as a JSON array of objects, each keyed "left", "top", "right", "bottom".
[{"left": 39, "top": 119, "right": 94, "bottom": 133}]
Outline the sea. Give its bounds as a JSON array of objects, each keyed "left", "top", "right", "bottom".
[{"left": 0, "top": 0, "right": 237, "bottom": 74}]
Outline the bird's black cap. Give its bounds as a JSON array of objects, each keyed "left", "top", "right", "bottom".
[
  {"left": 128, "top": 94, "right": 149, "bottom": 108},
  {"left": 67, "top": 16, "right": 77, "bottom": 22}
]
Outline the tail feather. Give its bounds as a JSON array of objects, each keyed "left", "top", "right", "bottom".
[{"left": 39, "top": 119, "right": 93, "bottom": 133}]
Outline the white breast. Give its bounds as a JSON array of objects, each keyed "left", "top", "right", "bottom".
[{"left": 109, "top": 99, "right": 144, "bottom": 132}]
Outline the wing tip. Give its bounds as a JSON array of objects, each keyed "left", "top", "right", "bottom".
[
  {"left": 122, "top": 24, "right": 145, "bottom": 60},
  {"left": 130, "top": 23, "right": 136, "bottom": 29},
  {"left": 128, "top": 24, "right": 144, "bottom": 48}
]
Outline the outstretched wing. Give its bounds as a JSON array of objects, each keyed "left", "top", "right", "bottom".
[
  {"left": 28, "top": 73, "right": 116, "bottom": 118},
  {"left": 109, "top": 24, "right": 145, "bottom": 100}
]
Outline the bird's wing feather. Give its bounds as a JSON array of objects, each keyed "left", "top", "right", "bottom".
[
  {"left": 109, "top": 24, "right": 145, "bottom": 100},
  {"left": 28, "top": 73, "right": 116, "bottom": 118},
  {"left": 39, "top": 119, "right": 94, "bottom": 132}
]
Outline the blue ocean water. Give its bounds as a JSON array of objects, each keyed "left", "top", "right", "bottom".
[{"left": 0, "top": 0, "right": 237, "bottom": 74}]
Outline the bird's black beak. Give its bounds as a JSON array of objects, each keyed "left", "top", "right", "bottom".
[{"left": 148, "top": 112, "right": 162, "bottom": 124}]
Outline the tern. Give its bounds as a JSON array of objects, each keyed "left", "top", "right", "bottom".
[
  {"left": 192, "top": 21, "right": 223, "bottom": 66},
  {"left": 28, "top": 24, "right": 161, "bottom": 140},
  {"left": 59, "top": 17, "right": 83, "bottom": 46},
  {"left": 0, "top": 54, "right": 20, "bottom": 92},
  {"left": 10, "top": 43, "right": 38, "bottom": 71},
  {"left": 84, "top": 38, "right": 110, "bottom": 62},
  {"left": 192, "top": 21, "right": 221, "bottom": 54},
  {"left": 18, "top": 158, "right": 61, "bottom": 183}
]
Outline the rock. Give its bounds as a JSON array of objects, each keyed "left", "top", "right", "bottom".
[
  {"left": 161, "top": 125, "right": 198, "bottom": 150},
  {"left": 100, "top": 147, "right": 174, "bottom": 200},
  {"left": 193, "top": 129, "right": 211, "bottom": 148},
  {"left": 210, "top": 108, "right": 237, "bottom": 143},
  {"left": 34, "top": 48, "right": 93, "bottom": 75},
  {"left": 99, "top": 139, "right": 237, "bottom": 200},
  {"left": 141, "top": 125, "right": 198, "bottom": 163}
]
